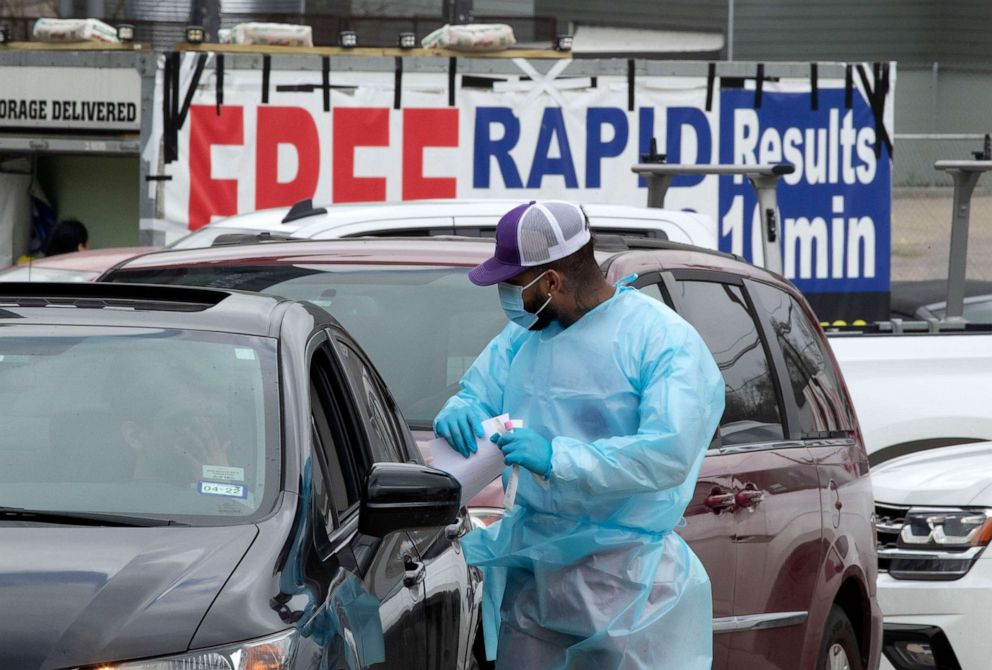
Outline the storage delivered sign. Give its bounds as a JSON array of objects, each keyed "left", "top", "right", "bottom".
[
  {"left": 149, "top": 55, "right": 893, "bottom": 319},
  {"left": 0, "top": 66, "right": 141, "bottom": 131}
]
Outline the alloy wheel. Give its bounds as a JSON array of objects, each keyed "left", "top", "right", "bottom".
[{"left": 828, "top": 642, "right": 852, "bottom": 670}]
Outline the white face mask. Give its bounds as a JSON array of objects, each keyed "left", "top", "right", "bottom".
[{"left": 497, "top": 271, "right": 552, "bottom": 330}]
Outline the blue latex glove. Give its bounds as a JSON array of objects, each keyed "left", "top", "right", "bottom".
[
  {"left": 495, "top": 428, "right": 552, "bottom": 478},
  {"left": 434, "top": 404, "right": 488, "bottom": 458}
]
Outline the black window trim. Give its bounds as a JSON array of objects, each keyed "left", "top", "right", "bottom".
[
  {"left": 630, "top": 270, "right": 676, "bottom": 309},
  {"left": 306, "top": 334, "right": 372, "bottom": 530},
  {"left": 667, "top": 271, "right": 800, "bottom": 451},
  {"left": 327, "top": 327, "right": 418, "bottom": 464},
  {"left": 744, "top": 278, "right": 856, "bottom": 443},
  {"left": 742, "top": 278, "right": 810, "bottom": 442}
]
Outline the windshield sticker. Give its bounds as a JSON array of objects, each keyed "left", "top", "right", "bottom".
[
  {"left": 199, "top": 481, "right": 248, "bottom": 499},
  {"left": 202, "top": 465, "right": 245, "bottom": 482},
  {"left": 235, "top": 348, "right": 257, "bottom": 360}
]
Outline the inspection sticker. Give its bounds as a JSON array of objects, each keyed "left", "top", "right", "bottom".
[
  {"left": 198, "top": 481, "right": 248, "bottom": 499},
  {"left": 202, "top": 465, "right": 245, "bottom": 482}
]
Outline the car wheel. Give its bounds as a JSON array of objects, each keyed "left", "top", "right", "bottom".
[{"left": 817, "top": 605, "right": 863, "bottom": 670}]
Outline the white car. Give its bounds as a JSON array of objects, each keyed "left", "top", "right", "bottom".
[
  {"left": 827, "top": 331, "right": 992, "bottom": 464},
  {"left": 872, "top": 442, "right": 992, "bottom": 670},
  {"left": 168, "top": 198, "right": 717, "bottom": 249}
]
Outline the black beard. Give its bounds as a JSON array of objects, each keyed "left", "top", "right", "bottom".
[{"left": 528, "top": 306, "right": 557, "bottom": 331}]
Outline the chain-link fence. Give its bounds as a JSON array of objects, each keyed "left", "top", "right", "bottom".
[
  {"left": 891, "top": 65, "right": 992, "bottom": 283},
  {"left": 892, "top": 134, "right": 992, "bottom": 283}
]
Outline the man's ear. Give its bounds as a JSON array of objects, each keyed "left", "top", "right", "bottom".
[{"left": 545, "top": 269, "right": 564, "bottom": 294}]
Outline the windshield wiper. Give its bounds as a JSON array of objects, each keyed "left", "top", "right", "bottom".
[{"left": 0, "top": 506, "right": 189, "bottom": 527}]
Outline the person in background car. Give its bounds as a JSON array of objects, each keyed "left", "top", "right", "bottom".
[
  {"left": 44, "top": 218, "right": 89, "bottom": 257},
  {"left": 432, "top": 201, "right": 725, "bottom": 669}
]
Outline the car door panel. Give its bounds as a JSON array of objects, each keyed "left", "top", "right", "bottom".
[
  {"left": 723, "top": 444, "right": 823, "bottom": 669},
  {"left": 310, "top": 339, "right": 429, "bottom": 668},
  {"left": 331, "top": 331, "right": 478, "bottom": 669},
  {"left": 632, "top": 273, "right": 736, "bottom": 669},
  {"left": 678, "top": 452, "right": 738, "bottom": 670}
]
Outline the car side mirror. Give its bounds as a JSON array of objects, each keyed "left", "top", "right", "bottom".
[{"left": 359, "top": 462, "right": 461, "bottom": 537}]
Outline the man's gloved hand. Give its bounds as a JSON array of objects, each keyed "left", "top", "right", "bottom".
[
  {"left": 495, "top": 428, "right": 552, "bottom": 478},
  {"left": 434, "top": 404, "right": 488, "bottom": 458}
]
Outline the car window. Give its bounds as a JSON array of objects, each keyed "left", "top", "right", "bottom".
[
  {"left": 109, "top": 264, "right": 505, "bottom": 425},
  {"left": 637, "top": 282, "right": 666, "bottom": 304},
  {"left": 931, "top": 298, "right": 992, "bottom": 324},
  {"left": 749, "top": 282, "right": 852, "bottom": 437},
  {"left": 309, "top": 346, "right": 369, "bottom": 521},
  {"left": 335, "top": 339, "right": 408, "bottom": 463},
  {"left": 0, "top": 326, "right": 278, "bottom": 523},
  {"left": 673, "top": 280, "right": 785, "bottom": 446}
]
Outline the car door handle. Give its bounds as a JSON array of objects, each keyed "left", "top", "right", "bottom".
[
  {"left": 704, "top": 492, "right": 736, "bottom": 513},
  {"left": 403, "top": 559, "right": 425, "bottom": 588},
  {"left": 445, "top": 518, "right": 466, "bottom": 540},
  {"left": 735, "top": 485, "right": 765, "bottom": 508}
]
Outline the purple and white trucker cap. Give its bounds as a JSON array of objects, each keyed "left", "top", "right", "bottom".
[{"left": 468, "top": 200, "right": 592, "bottom": 286}]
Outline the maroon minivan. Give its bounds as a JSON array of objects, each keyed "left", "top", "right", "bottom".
[{"left": 102, "top": 236, "right": 882, "bottom": 670}]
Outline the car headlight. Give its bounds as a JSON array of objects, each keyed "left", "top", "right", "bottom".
[
  {"left": 92, "top": 629, "right": 297, "bottom": 669},
  {"left": 880, "top": 507, "right": 992, "bottom": 581},
  {"left": 900, "top": 508, "right": 992, "bottom": 549}
]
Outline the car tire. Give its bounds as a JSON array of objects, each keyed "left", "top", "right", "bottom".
[{"left": 816, "top": 605, "right": 864, "bottom": 670}]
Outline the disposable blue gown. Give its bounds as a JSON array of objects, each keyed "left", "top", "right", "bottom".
[{"left": 449, "top": 286, "right": 725, "bottom": 670}]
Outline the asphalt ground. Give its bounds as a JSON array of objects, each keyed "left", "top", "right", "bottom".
[{"left": 892, "top": 188, "right": 992, "bottom": 282}]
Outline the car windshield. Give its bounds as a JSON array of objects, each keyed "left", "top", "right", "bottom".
[
  {"left": 0, "top": 326, "right": 278, "bottom": 524},
  {"left": 0, "top": 266, "right": 99, "bottom": 282},
  {"left": 931, "top": 298, "right": 992, "bottom": 324},
  {"left": 110, "top": 264, "right": 503, "bottom": 424},
  {"left": 168, "top": 226, "right": 279, "bottom": 250}
]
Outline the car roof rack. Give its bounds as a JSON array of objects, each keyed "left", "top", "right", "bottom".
[
  {"left": 281, "top": 199, "right": 328, "bottom": 224},
  {"left": 0, "top": 282, "right": 231, "bottom": 311},
  {"left": 211, "top": 231, "right": 297, "bottom": 247},
  {"left": 631, "top": 143, "right": 794, "bottom": 275}
]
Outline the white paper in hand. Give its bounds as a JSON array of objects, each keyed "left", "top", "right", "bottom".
[{"left": 421, "top": 414, "right": 515, "bottom": 503}]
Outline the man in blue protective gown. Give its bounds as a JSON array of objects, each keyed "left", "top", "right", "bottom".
[{"left": 433, "top": 200, "right": 725, "bottom": 670}]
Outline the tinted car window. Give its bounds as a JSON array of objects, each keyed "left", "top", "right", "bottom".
[
  {"left": 637, "top": 282, "right": 665, "bottom": 304},
  {"left": 111, "top": 265, "right": 505, "bottom": 425},
  {"left": 0, "top": 326, "right": 278, "bottom": 523},
  {"left": 310, "top": 346, "right": 368, "bottom": 516},
  {"left": 674, "top": 281, "right": 785, "bottom": 446},
  {"left": 932, "top": 298, "right": 992, "bottom": 324},
  {"left": 749, "top": 281, "right": 851, "bottom": 436},
  {"left": 336, "top": 340, "right": 407, "bottom": 463}
]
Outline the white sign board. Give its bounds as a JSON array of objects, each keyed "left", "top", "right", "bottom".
[
  {"left": 149, "top": 54, "right": 894, "bottom": 320},
  {"left": 0, "top": 66, "right": 141, "bottom": 131}
]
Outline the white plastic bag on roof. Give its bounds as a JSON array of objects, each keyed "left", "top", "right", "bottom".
[
  {"left": 229, "top": 22, "right": 313, "bottom": 48},
  {"left": 421, "top": 23, "right": 516, "bottom": 51},
  {"left": 33, "top": 18, "right": 119, "bottom": 43}
]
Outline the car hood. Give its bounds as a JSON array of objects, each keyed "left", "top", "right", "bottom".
[
  {"left": 0, "top": 523, "right": 257, "bottom": 670},
  {"left": 872, "top": 441, "right": 992, "bottom": 507}
]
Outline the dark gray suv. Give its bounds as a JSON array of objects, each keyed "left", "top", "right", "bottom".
[{"left": 0, "top": 282, "right": 480, "bottom": 670}]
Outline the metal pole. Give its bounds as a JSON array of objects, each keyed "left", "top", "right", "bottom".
[
  {"left": 749, "top": 173, "right": 783, "bottom": 275},
  {"left": 727, "top": 0, "right": 735, "bottom": 60},
  {"left": 934, "top": 159, "right": 992, "bottom": 321},
  {"left": 630, "top": 162, "right": 794, "bottom": 275},
  {"left": 944, "top": 170, "right": 979, "bottom": 321}
]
